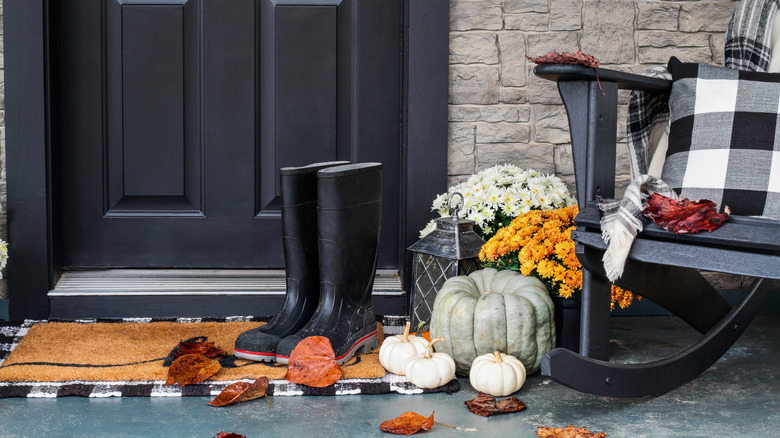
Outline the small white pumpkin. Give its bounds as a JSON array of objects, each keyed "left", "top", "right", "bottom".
[
  {"left": 379, "top": 321, "right": 429, "bottom": 375},
  {"left": 404, "top": 338, "right": 456, "bottom": 389},
  {"left": 469, "top": 351, "right": 527, "bottom": 397}
]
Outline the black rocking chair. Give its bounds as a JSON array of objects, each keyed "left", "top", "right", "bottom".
[{"left": 534, "top": 64, "right": 780, "bottom": 398}]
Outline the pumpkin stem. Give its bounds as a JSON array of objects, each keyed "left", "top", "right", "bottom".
[
  {"left": 402, "top": 321, "right": 411, "bottom": 341},
  {"left": 425, "top": 338, "right": 444, "bottom": 359},
  {"left": 493, "top": 350, "right": 503, "bottom": 363}
]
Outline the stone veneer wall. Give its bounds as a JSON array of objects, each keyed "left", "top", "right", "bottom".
[{"left": 447, "top": 0, "right": 745, "bottom": 289}]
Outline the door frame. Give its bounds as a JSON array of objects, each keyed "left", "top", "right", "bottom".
[{"left": 5, "top": 0, "right": 449, "bottom": 320}]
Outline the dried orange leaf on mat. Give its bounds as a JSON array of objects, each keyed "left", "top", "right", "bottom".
[
  {"left": 214, "top": 433, "right": 246, "bottom": 438},
  {"left": 526, "top": 50, "right": 599, "bottom": 68},
  {"left": 464, "top": 392, "right": 526, "bottom": 417},
  {"left": 537, "top": 425, "right": 606, "bottom": 438},
  {"left": 166, "top": 354, "right": 222, "bottom": 386},
  {"left": 175, "top": 340, "right": 227, "bottom": 359},
  {"left": 208, "top": 377, "right": 270, "bottom": 407},
  {"left": 643, "top": 193, "right": 729, "bottom": 234},
  {"left": 285, "top": 336, "right": 342, "bottom": 388},
  {"left": 380, "top": 411, "right": 434, "bottom": 435}
]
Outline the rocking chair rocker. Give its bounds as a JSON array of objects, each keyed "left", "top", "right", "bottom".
[{"left": 533, "top": 63, "right": 780, "bottom": 398}]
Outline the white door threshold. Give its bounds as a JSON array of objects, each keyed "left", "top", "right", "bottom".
[{"left": 50, "top": 269, "right": 405, "bottom": 297}]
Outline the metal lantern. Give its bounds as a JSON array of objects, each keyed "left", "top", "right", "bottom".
[{"left": 408, "top": 192, "right": 485, "bottom": 330}]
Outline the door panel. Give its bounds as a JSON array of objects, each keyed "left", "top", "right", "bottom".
[
  {"left": 59, "top": 0, "right": 401, "bottom": 269},
  {"left": 258, "top": 0, "right": 340, "bottom": 213},
  {"left": 106, "top": 0, "right": 202, "bottom": 214}
]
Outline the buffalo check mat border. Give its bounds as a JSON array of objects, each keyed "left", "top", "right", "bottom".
[{"left": 0, "top": 316, "right": 459, "bottom": 398}]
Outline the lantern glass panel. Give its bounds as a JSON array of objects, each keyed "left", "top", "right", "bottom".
[{"left": 410, "top": 253, "right": 460, "bottom": 330}]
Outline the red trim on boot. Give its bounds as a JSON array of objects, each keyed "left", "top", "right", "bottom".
[{"left": 234, "top": 349, "right": 277, "bottom": 359}]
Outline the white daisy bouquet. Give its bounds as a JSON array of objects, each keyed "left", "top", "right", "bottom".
[{"left": 421, "top": 164, "right": 576, "bottom": 240}]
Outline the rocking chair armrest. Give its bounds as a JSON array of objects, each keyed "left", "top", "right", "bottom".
[
  {"left": 575, "top": 204, "right": 780, "bottom": 254},
  {"left": 533, "top": 64, "right": 672, "bottom": 93}
]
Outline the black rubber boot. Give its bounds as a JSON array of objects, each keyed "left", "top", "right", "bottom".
[
  {"left": 275, "top": 163, "right": 382, "bottom": 365},
  {"left": 234, "top": 161, "right": 350, "bottom": 361}
]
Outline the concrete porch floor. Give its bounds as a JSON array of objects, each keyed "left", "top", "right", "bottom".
[{"left": 0, "top": 301, "right": 778, "bottom": 437}]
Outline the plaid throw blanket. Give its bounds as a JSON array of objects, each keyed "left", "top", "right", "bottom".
[{"left": 601, "top": 0, "right": 780, "bottom": 281}]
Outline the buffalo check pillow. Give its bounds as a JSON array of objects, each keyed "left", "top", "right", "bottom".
[{"left": 664, "top": 56, "right": 780, "bottom": 219}]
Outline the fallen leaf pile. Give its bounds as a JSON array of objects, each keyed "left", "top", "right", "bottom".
[
  {"left": 208, "top": 377, "right": 271, "bottom": 407},
  {"left": 464, "top": 392, "right": 526, "bottom": 417},
  {"left": 164, "top": 338, "right": 272, "bottom": 408},
  {"left": 285, "top": 336, "right": 343, "bottom": 388},
  {"left": 643, "top": 193, "right": 730, "bottom": 234},
  {"left": 526, "top": 50, "right": 600, "bottom": 68},
  {"left": 537, "top": 425, "right": 607, "bottom": 438},
  {"left": 380, "top": 411, "right": 435, "bottom": 435}
]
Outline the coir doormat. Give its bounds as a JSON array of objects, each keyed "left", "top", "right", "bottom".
[{"left": 0, "top": 317, "right": 459, "bottom": 398}]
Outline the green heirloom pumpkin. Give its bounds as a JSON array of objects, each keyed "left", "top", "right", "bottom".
[{"left": 430, "top": 268, "right": 555, "bottom": 374}]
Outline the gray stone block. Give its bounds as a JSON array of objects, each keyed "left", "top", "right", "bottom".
[
  {"left": 475, "top": 143, "right": 556, "bottom": 174},
  {"left": 449, "top": 105, "right": 522, "bottom": 123},
  {"left": 554, "top": 143, "right": 574, "bottom": 176},
  {"left": 535, "top": 105, "right": 571, "bottom": 144},
  {"left": 448, "top": 123, "right": 477, "bottom": 175},
  {"left": 476, "top": 122, "right": 530, "bottom": 144},
  {"left": 638, "top": 32, "right": 711, "bottom": 48},
  {"left": 551, "top": 0, "right": 583, "bottom": 31},
  {"left": 504, "top": 0, "right": 548, "bottom": 14},
  {"left": 679, "top": 3, "right": 737, "bottom": 33},
  {"left": 450, "top": 33, "right": 499, "bottom": 65},
  {"left": 582, "top": 0, "right": 635, "bottom": 64},
  {"left": 449, "top": 66, "right": 500, "bottom": 104},
  {"left": 637, "top": 2, "right": 680, "bottom": 31},
  {"left": 711, "top": 34, "right": 726, "bottom": 65},
  {"left": 450, "top": 0, "right": 503, "bottom": 31},
  {"left": 498, "top": 33, "right": 526, "bottom": 87},
  {"left": 526, "top": 66, "right": 563, "bottom": 105},
  {"left": 638, "top": 46, "right": 713, "bottom": 64},
  {"left": 499, "top": 87, "right": 528, "bottom": 104},
  {"left": 505, "top": 13, "right": 549, "bottom": 32},
  {"left": 526, "top": 32, "right": 580, "bottom": 59}
]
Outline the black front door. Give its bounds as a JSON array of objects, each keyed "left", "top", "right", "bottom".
[{"left": 57, "top": 0, "right": 402, "bottom": 269}]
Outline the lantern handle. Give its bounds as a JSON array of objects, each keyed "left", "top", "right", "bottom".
[{"left": 448, "top": 192, "right": 464, "bottom": 219}]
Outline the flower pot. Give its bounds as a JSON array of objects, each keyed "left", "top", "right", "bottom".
[{"left": 551, "top": 295, "right": 580, "bottom": 353}]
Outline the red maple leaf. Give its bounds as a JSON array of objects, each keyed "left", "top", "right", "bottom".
[{"left": 643, "top": 193, "right": 730, "bottom": 234}]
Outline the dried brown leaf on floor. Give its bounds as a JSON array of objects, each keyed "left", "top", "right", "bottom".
[
  {"left": 379, "top": 411, "right": 435, "bottom": 435},
  {"left": 165, "top": 354, "right": 222, "bottom": 386},
  {"left": 208, "top": 377, "right": 270, "bottom": 407},
  {"left": 526, "top": 50, "right": 600, "bottom": 68},
  {"left": 643, "top": 193, "right": 730, "bottom": 234},
  {"left": 174, "top": 340, "right": 228, "bottom": 359},
  {"left": 284, "top": 336, "right": 343, "bottom": 388},
  {"left": 464, "top": 392, "right": 526, "bottom": 417},
  {"left": 537, "top": 425, "right": 607, "bottom": 438},
  {"left": 214, "top": 433, "right": 246, "bottom": 438}
]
